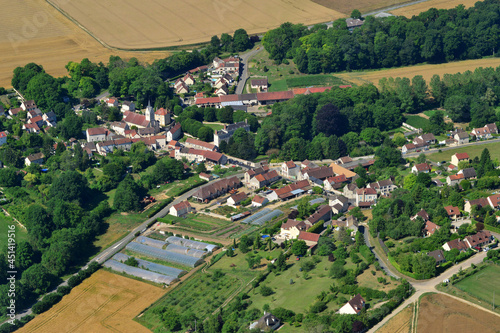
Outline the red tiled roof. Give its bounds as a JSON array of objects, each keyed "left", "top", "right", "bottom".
[
  {"left": 123, "top": 111, "right": 150, "bottom": 127},
  {"left": 185, "top": 138, "right": 216, "bottom": 150},
  {"left": 169, "top": 123, "right": 182, "bottom": 133},
  {"left": 285, "top": 161, "right": 296, "bottom": 169},
  {"left": 414, "top": 163, "right": 431, "bottom": 172},
  {"left": 219, "top": 94, "right": 240, "bottom": 102},
  {"left": 229, "top": 192, "right": 247, "bottom": 203},
  {"left": 87, "top": 127, "right": 107, "bottom": 136},
  {"left": 356, "top": 188, "right": 377, "bottom": 195},
  {"left": 173, "top": 200, "right": 191, "bottom": 211},
  {"left": 0, "top": 131, "right": 7, "bottom": 138},
  {"left": 454, "top": 153, "right": 469, "bottom": 160},
  {"left": 424, "top": 221, "right": 440, "bottom": 235},
  {"left": 257, "top": 91, "right": 294, "bottom": 101},
  {"left": 298, "top": 231, "right": 320, "bottom": 243},
  {"left": 195, "top": 97, "right": 221, "bottom": 105},
  {"left": 488, "top": 194, "right": 500, "bottom": 208},
  {"left": 274, "top": 179, "right": 310, "bottom": 197},
  {"left": 252, "top": 195, "right": 266, "bottom": 204},
  {"left": 444, "top": 206, "right": 461, "bottom": 216},
  {"left": 202, "top": 150, "right": 224, "bottom": 163},
  {"left": 155, "top": 108, "right": 169, "bottom": 115},
  {"left": 448, "top": 174, "right": 464, "bottom": 181}
]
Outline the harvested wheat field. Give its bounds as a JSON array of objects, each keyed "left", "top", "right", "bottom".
[
  {"left": 312, "top": 0, "right": 410, "bottom": 15},
  {"left": 18, "top": 270, "right": 166, "bottom": 333},
  {"left": 336, "top": 57, "right": 500, "bottom": 86},
  {"left": 50, "top": 0, "right": 345, "bottom": 49},
  {"left": 0, "top": 0, "right": 170, "bottom": 88},
  {"left": 377, "top": 305, "right": 413, "bottom": 333},
  {"left": 391, "top": 0, "right": 479, "bottom": 17},
  {"left": 417, "top": 293, "right": 500, "bottom": 333}
]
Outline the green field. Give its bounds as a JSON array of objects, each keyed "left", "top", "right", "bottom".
[
  {"left": 405, "top": 115, "right": 430, "bottom": 129},
  {"left": 455, "top": 265, "right": 500, "bottom": 305},
  {"left": 159, "top": 213, "right": 231, "bottom": 231},
  {"left": 0, "top": 214, "right": 28, "bottom": 251},
  {"left": 427, "top": 141, "right": 500, "bottom": 162},
  {"left": 248, "top": 49, "right": 350, "bottom": 93},
  {"left": 423, "top": 109, "right": 447, "bottom": 118},
  {"left": 93, "top": 212, "right": 148, "bottom": 251}
]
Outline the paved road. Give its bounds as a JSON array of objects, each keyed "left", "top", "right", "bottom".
[
  {"left": 404, "top": 138, "right": 500, "bottom": 159},
  {"left": 235, "top": 47, "right": 264, "bottom": 95},
  {"left": 361, "top": 225, "right": 399, "bottom": 279},
  {"left": 368, "top": 251, "right": 492, "bottom": 332}
]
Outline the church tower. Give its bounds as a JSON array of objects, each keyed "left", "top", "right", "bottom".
[{"left": 145, "top": 100, "right": 154, "bottom": 122}]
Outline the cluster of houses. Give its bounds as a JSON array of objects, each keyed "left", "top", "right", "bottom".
[
  {"left": 176, "top": 57, "right": 240, "bottom": 96},
  {"left": 402, "top": 123, "right": 498, "bottom": 154},
  {"left": 7, "top": 100, "right": 58, "bottom": 134}
]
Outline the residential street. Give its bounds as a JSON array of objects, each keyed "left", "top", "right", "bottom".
[{"left": 235, "top": 47, "right": 264, "bottom": 95}]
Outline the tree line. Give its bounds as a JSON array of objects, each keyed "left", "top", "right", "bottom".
[{"left": 263, "top": 0, "right": 500, "bottom": 73}]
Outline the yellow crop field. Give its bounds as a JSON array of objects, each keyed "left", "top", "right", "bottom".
[
  {"left": 18, "top": 270, "right": 166, "bottom": 333},
  {"left": 50, "top": 0, "right": 345, "bottom": 49},
  {"left": 0, "top": 0, "right": 170, "bottom": 88},
  {"left": 336, "top": 58, "right": 500, "bottom": 86},
  {"left": 391, "top": 0, "right": 479, "bottom": 17}
]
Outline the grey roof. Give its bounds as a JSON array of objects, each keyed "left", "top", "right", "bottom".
[{"left": 460, "top": 167, "right": 477, "bottom": 179}]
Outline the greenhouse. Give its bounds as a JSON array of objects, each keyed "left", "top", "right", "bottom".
[
  {"left": 112, "top": 253, "right": 186, "bottom": 278},
  {"left": 165, "top": 244, "right": 206, "bottom": 258},
  {"left": 166, "top": 236, "right": 218, "bottom": 252},
  {"left": 250, "top": 209, "right": 283, "bottom": 226},
  {"left": 134, "top": 236, "right": 166, "bottom": 249},
  {"left": 103, "top": 260, "right": 177, "bottom": 285},
  {"left": 126, "top": 242, "right": 204, "bottom": 267},
  {"left": 241, "top": 208, "right": 271, "bottom": 224}
]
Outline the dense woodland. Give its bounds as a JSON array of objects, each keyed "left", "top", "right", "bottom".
[{"left": 263, "top": 0, "right": 500, "bottom": 72}]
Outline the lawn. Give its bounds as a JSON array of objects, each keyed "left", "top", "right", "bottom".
[
  {"left": 423, "top": 109, "right": 447, "bottom": 118},
  {"left": 93, "top": 212, "right": 148, "bottom": 252},
  {"left": 204, "top": 123, "right": 224, "bottom": 131},
  {"left": 427, "top": 141, "right": 500, "bottom": 162},
  {"left": 0, "top": 214, "right": 28, "bottom": 252},
  {"left": 455, "top": 265, "right": 500, "bottom": 306},
  {"left": 404, "top": 115, "right": 430, "bottom": 129},
  {"left": 248, "top": 49, "right": 351, "bottom": 93}
]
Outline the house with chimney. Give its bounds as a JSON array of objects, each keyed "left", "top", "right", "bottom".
[
  {"left": 244, "top": 165, "right": 270, "bottom": 184},
  {"left": 444, "top": 205, "right": 461, "bottom": 219},
  {"left": 338, "top": 294, "right": 365, "bottom": 315},
  {"left": 471, "top": 123, "right": 498, "bottom": 139},
  {"left": 355, "top": 188, "right": 377, "bottom": 206}
]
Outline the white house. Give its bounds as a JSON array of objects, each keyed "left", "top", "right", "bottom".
[
  {"left": 106, "top": 98, "right": 119, "bottom": 107},
  {"left": 169, "top": 201, "right": 194, "bottom": 217},
  {"left": 121, "top": 101, "right": 136, "bottom": 112},
  {"left": 252, "top": 195, "right": 268, "bottom": 207},
  {"left": 167, "top": 123, "right": 182, "bottom": 142},
  {"left": 411, "top": 163, "right": 431, "bottom": 174},
  {"left": 356, "top": 188, "right": 377, "bottom": 206},
  {"left": 451, "top": 152, "right": 469, "bottom": 166},
  {"left": 25, "top": 153, "right": 44, "bottom": 166},
  {"left": 338, "top": 294, "right": 365, "bottom": 315},
  {"left": 280, "top": 219, "right": 307, "bottom": 239},
  {"left": 86, "top": 127, "right": 109, "bottom": 142},
  {"left": 281, "top": 161, "right": 301, "bottom": 179},
  {"left": 227, "top": 192, "right": 248, "bottom": 207}
]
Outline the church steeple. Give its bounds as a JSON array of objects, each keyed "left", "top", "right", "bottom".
[{"left": 145, "top": 100, "right": 154, "bottom": 122}]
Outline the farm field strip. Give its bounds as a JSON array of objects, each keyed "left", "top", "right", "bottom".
[
  {"left": 336, "top": 58, "right": 500, "bottom": 87},
  {"left": 0, "top": 0, "right": 170, "bottom": 88},
  {"left": 18, "top": 270, "right": 165, "bottom": 333},
  {"left": 390, "top": 0, "right": 479, "bottom": 17},
  {"left": 416, "top": 293, "right": 500, "bottom": 333},
  {"left": 50, "top": 0, "right": 345, "bottom": 49},
  {"left": 455, "top": 265, "right": 500, "bottom": 306}
]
